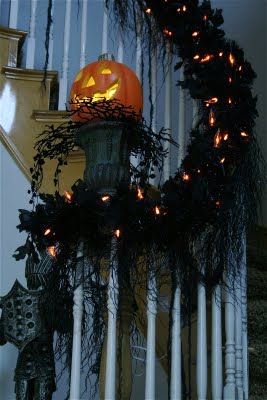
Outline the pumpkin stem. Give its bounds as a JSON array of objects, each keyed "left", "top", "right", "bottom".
[{"left": 98, "top": 53, "right": 115, "bottom": 61}]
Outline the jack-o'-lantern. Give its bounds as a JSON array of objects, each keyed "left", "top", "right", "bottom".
[{"left": 69, "top": 54, "right": 143, "bottom": 121}]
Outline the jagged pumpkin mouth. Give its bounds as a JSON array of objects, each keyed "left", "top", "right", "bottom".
[{"left": 91, "top": 80, "right": 120, "bottom": 102}]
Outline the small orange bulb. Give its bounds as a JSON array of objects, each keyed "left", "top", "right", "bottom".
[
  {"left": 203, "top": 15, "right": 208, "bottom": 21},
  {"left": 214, "top": 129, "right": 222, "bottom": 148},
  {"left": 177, "top": 7, "right": 181, "bottom": 12},
  {"left": 192, "top": 31, "right": 199, "bottom": 37},
  {"left": 155, "top": 206, "right": 161, "bottom": 215},
  {"left": 137, "top": 187, "right": 144, "bottom": 200},
  {"left": 228, "top": 98, "right": 232, "bottom": 104},
  {"left": 145, "top": 8, "right": 151, "bottom": 14},
  {"left": 200, "top": 54, "right": 213, "bottom": 63},
  {"left": 223, "top": 133, "right": 229, "bottom": 141},
  {"left": 215, "top": 200, "right": 221, "bottom": 208},
  {"left": 205, "top": 97, "right": 218, "bottom": 106},
  {"left": 229, "top": 53, "right": 235, "bottom": 65},
  {"left": 193, "top": 54, "right": 200, "bottom": 60},
  {"left": 47, "top": 246, "right": 56, "bottom": 258},
  {"left": 182, "top": 5, "right": 187, "bottom": 11},
  {"left": 238, "top": 66, "right": 243, "bottom": 72},
  {"left": 182, "top": 173, "right": 190, "bottom": 182},
  {"left": 220, "top": 157, "right": 225, "bottom": 164},
  {"left": 163, "top": 28, "right": 172, "bottom": 36},
  {"left": 115, "top": 229, "right": 121, "bottom": 238},
  {"left": 219, "top": 52, "right": 223, "bottom": 57},
  {"left": 44, "top": 228, "right": 51, "bottom": 236},
  {"left": 64, "top": 191, "right": 72, "bottom": 202},
  {"left": 101, "top": 195, "right": 110, "bottom": 202},
  {"left": 209, "top": 110, "right": 216, "bottom": 127},
  {"left": 241, "top": 131, "right": 249, "bottom": 137},
  {"left": 228, "top": 77, "right": 232, "bottom": 83}
]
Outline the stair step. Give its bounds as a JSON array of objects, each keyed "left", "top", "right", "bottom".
[
  {"left": 0, "top": 25, "right": 26, "bottom": 67},
  {"left": 32, "top": 110, "right": 69, "bottom": 122},
  {"left": 2, "top": 66, "right": 57, "bottom": 82}
]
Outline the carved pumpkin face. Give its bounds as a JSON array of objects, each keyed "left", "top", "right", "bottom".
[{"left": 69, "top": 56, "right": 143, "bottom": 121}]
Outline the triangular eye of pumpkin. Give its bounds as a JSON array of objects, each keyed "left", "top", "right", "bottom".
[
  {"left": 101, "top": 68, "right": 112, "bottom": 74},
  {"left": 74, "top": 70, "right": 83, "bottom": 82},
  {"left": 82, "top": 76, "right": 96, "bottom": 88}
]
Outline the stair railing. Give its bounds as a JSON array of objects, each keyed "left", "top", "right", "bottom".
[{"left": 1, "top": 1, "right": 250, "bottom": 398}]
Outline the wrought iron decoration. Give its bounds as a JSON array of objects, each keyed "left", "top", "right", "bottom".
[{"left": 0, "top": 254, "right": 56, "bottom": 400}]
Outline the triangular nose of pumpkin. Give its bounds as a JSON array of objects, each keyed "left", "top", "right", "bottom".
[{"left": 83, "top": 76, "right": 96, "bottom": 88}]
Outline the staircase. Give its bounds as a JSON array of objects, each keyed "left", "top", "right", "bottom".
[
  {"left": 0, "top": 25, "right": 84, "bottom": 194},
  {"left": 1, "top": 22, "right": 267, "bottom": 400}
]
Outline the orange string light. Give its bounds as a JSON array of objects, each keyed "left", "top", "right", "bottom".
[
  {"left": 182, "top": 173, "right": 190, "bottom": 182},
  {"left": 223, "top": 133, "right": 229, "bottom": 141},
  {"left": 47, "top": 246, "right": 57, "bottom": 258},
  {"left": 240, "top": 131, "right": 249, "bottom": 137},
  {"left": 192, "top": 31, "right": 199, "bottom": 37},
  {"left": 44, "top": 228, "right": 51, "bottom": 236},
  {"left": 214, "top": 129, "right": 222, "bottom": 148},
  {"left": 229, "top": 53, "right": 235, "bottom": 66},
  {"left": 219, "top": 52, "right": 223, "bottom": 57},
  {"left": 101, "top": 195, "right": 110, "bottom": 202},
  {"left": 115, "top": 229, "right": 121, "bottom": 238},
  {"left": 200, "top": 54, "right": 214, "bottom": 63},
  {"left": 145, "top": 8, "right": 151, "bottom": 14},
  {"left": 64, "top": 191, "right": 72, "bottom": 202},
  {"left": 205, "top": 97, "right": 218, "bottom": 106},
  {"left": 163, "top": 28, "right": 172, "bottom": 36},
  {"left": 137, "top": 187, "right": 144, "bottom": 200},
  {"left": 193, "top": 54, "right": 200, "bottom": 60},
  {"left": 154, "top": 206, "right": 161, "bottom": 215},
  {"left": 209, "top": 110, "right": 216, "bottom": 127},
  {"left": 220, "top": 157, "right": 225, "bottom": 164}
]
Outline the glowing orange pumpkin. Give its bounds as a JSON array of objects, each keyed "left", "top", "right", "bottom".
[{"left": 69, "top": 54, "right": 143, "bottom": 121}]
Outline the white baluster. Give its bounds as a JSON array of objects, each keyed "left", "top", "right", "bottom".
[
  {"left": 192, "top": 99, "right": 199, "bottom": 129},
  {"left": 117, "top": 30, "right": 123, "bottom": 63},
  {"left": 80, "top": 0, "right": 88, "bottom": 68},
  {"left": 163, "top": 42, "right": 172, "bottom": 182},
  {"left": 135, "top": 13, "right": 142, "bottom": 81},
  {"left": 241, "top": 238, "right": 248, "bottom": 400},
  {"left": 197, "top": 273, "right": 207, "bottom": 400},
  {"left": 212, "top": 285, "right": 223, "bottom": 400},
  {"left": 151, "top": 46, "right": 157, "bottom": 134},
  {"left": 70, "top": 243, "right": 84, "bottom": 400},
  {"left": 224, "top": 274, "right": 237, "bottom": 399},
  {"left": 102, "top": 1, "right": 108, "bottom": 54},
  {"left": 130, "top": 12, "right": 142, "bottom": 170},
  {"left": 235, "top": 271, "right": 244, "bottom": 400},
  {"left": 9, "top": 0, "right": 19, "bottom": 29},
  {"left": 58, "top": 0, "right": 71, "bottom": 109},
  {"left": 26, "top": 0, "right": 37, "bottom": 69},
  {"left": 104, "top": 236, "right": 119, "bottom": 400},
  {"left": 150, "top": 45, "right": 157, "bottom": 185},
  {"left": 145, "top": 272, "right": 157, "bottom": 400},
  {"left": 171, "top": 286, "right": 182, "bottom": 400},
  {"left": 47, "top": 0, "right": 54, "bottom": 70},
  {"left": 177, "top": 65, "right": 186, "bottom": 168}
]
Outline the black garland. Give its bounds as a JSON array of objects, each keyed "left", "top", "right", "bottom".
[
  {"left": 13, "top": 1, "right": 266, "bottom": 397},
  {"left": 29, "top": 99, "right": 172, "bottom": 196}
]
